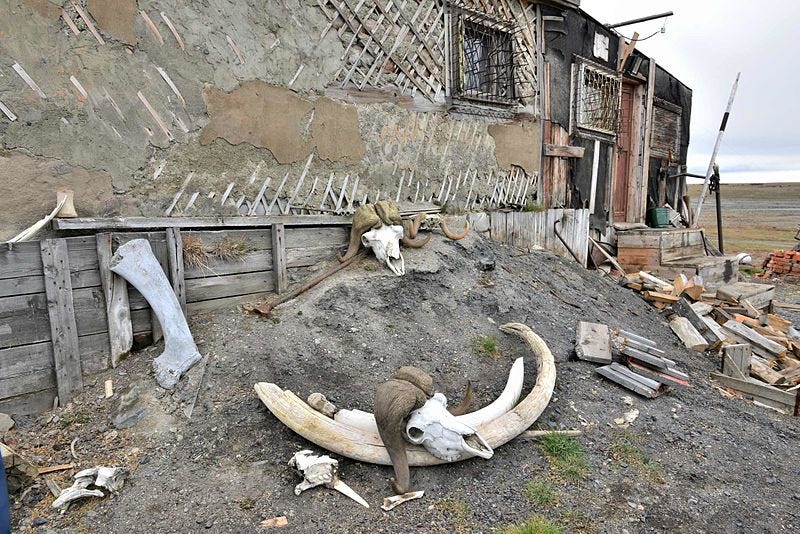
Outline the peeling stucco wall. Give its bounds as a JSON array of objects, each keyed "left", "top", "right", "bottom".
[
  {"left": 0, "top": 0, "right": 539, "bottom": 230},
  {"left": 488, "top": 119, "right": 542, "bottom": 175}
]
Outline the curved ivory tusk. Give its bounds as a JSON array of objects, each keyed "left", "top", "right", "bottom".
[
  {"left": 254, "top": 323, "right": 555, "bottom": 466},
  {"left": 334, "top": 357, "right": 524, "bottom": 433},
  {"left": 440, "top": 220, "right": 470, "bottom": 240}
]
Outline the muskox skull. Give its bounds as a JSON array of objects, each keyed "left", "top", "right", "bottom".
[
  {"left": 405, "top": 393, "right": 494, "bottom": 462},
  {"left": 361, "top": 224, "right": 405, "bottom": 276}
]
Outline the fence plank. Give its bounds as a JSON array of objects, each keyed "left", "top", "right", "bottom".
[
  {"left": 96, "top": 233, "right": 132, "bottom": 368},
  {"left": 166, "top": 228, "right": 187, "bottom": 314},
  {"left": 272, "top": 223, "right": 288, "bottom": 294},
  {"left": 40, "top": 239, "right": 83, "bottom": 405},
  {"left": 186, "top": 272, "right": 276, "bottom": 302}
]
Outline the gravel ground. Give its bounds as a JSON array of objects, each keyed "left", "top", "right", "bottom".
[{"left": 6, "top": 232, "right": 800, "bottom": 533}]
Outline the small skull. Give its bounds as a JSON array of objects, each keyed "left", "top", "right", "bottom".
[
  {"left": 405, "top": 393, "right": 494, "bottom": 462},
  {"left": 361, "top": 224, "right": 405, "bottom": 276}
]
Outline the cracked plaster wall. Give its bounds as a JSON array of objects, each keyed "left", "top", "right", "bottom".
[{"left": 0, "top": 0, "right": 535, "bottom": 230}]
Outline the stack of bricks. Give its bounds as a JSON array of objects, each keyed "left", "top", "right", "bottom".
[{"left": 759, "top": 250, "right": 800, "bottom": 281}]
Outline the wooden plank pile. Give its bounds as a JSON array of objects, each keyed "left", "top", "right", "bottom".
[
  {"left": 621, "top": 271, "right": 800, "bottom": 415},
  {"left": 758, "top": 250, "right": 800, "bottom": 282},
  {"left": 575, "top": 321, "right": 689, "bottom": 398}
]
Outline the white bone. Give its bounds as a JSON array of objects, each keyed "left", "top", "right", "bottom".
[
  {"left": 361, "top": 224, "right": 405, "bottom": 276},
  {"left": 52, "top": 465, "right": 126, "bottom": 508},
  {"left": 381, "top": 490, "right": 424, "bottom": 511},
  {"left": 289, "top": 450, "right": 369, "bottom": 508},
  {"left": 110, "top": 239, "right": 201, "bottom": 388},
  {"left": 405, "top": 393, "right": 493, "bottom": 462},
  {"left": 52, "top": 487, "right": 105, "bottom": 508},
  {"left": 334, "top": 358, "right": 524, "bottom": 433}
]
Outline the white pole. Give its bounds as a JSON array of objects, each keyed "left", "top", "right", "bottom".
[{"left": 692, "top": 73, "right": 740, "bottom": 227}]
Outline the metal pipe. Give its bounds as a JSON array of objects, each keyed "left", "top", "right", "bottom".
[
  {"left": 668, "top": 172, "right": 705, "bottom": 180},
  {"left": 607, "top": 11, "right": 674, "bottom": 29},
  {"left": 553, "top": 219, "right": 582, "bottom": 265}
]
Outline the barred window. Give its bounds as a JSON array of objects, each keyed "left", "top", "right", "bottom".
[
  {"left": 450, "top": 9, "right": 516, "bottom": 106},
  {"left": 575, "top": 62, "right": 621, "bottom": 134}
]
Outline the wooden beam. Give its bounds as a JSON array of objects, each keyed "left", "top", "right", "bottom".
[
  {"left": 618, "top": 32, "right": 639, "bottom": 71},
  {"left": 96, "top": 233, "right": 132, "bottom": 368},
  {"left": 640, "top": 59, "right": 656, "bottom": 222},
  {"left": 711, "top": 372, "right": 797, "bottom": 410},
  {"left": 271, "top": 223, "right": 288, "bottom": 294},
  {"left": 574, "top": 321, "right": 612, "bottom": 364},
  {"left": 722, "top": 320, "right": 786, "bottom": 358},
  {"left": 544, "top": 144, "right": 585, "bottom": 158},
  {"left": 165, "top": 228, "right": 186, "bottom": 314},
  {"left": 669, "top": 317, "right": 709, "bottom": 352},
  {"left": 40, "top": 239, "right": 82, "bottom": 405},
  {"left": 54, "top": 215, "right": 354, "bottom": 230}
]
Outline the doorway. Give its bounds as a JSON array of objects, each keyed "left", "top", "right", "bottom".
[{"left": 613, "top": 82, "right": 636, "bottom": 222}]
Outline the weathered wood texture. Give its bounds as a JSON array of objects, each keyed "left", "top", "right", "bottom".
[
  {"left": 575, "top": 322, "right": 612, "bottom": 364},
  {"left": 489, "top": 209, "right": 590, "bottom": 267},
  {"left": 40, "top": 239, "right": 83, "bottom": 405},
  {"left": 272, "top": 223, "right": 288, "bottom": 294},
  {"left": 0, "top": 224, "right": 349, "bottom": 414}
]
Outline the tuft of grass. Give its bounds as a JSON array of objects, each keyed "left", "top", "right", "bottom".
[
  {"left": 498, "top": 515, "right": 564, "bottom": 534},
  {"left": 209, "top": 238, "right": 253, "bottom": 262},
  {"left": 558, "top": 510, "right": 598, "bottom": 533},
  {"left": 524, "top": 480, "right": 558, "bottom": 507},
  {"left": 539, "top": 433, "right": 588, "bottom": 482},
  {"left": 436, "top": 499, "right": 474, "bottom": 531},
  {"left": 475, "top": 335, "right": 500, "bottom": 358},
  {"left": 182, "top": 235, "right": 209, "bottom": 269},
  {"left": 739, "top": 266, "right": 762, "bottom": 276},
  {"left": 523, "top": 202, "right": 546, "bottom": 213},
  {"left": 608, "top": 429, "right": 665, "bottom": 484}
]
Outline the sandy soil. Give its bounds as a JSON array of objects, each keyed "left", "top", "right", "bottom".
[
  {"left": 688, "top": 182, "right": 800, "bottom": 265},
  {"left": 5, "top": 233, "right": 800, "bottom": 533}
]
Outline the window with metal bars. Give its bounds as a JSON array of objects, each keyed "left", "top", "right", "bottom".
[
  {"left": 450, "top": 10, "right": 516, "bottom": 106},
  {"left": 574, "top": 62, "right": 621, "bottom": 134}
]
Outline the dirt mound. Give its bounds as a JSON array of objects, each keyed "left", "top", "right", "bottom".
[{"left": 6, "top": 233, "right": 800, "bottom": 532}]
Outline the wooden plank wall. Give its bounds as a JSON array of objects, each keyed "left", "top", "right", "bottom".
[
  {"left": 0, "top": 226, "right": 348, "bottom": 415},
  {"left": 489, "top": 209, "right": 590, "bottom": 267}
]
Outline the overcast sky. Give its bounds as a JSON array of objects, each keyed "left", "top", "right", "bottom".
[{"left": 582, "top": 0, "right": 800, "bottom": 183}]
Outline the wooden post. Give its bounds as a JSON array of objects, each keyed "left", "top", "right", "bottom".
[
  {"left": 149, "top": 235, "right": 168, "bottom": 342},
  {"left": 640, "top": 59, "right": 656, "bottom": 223},
  {"left": 722, "top": 344, "right": 751, "bottom": 380},
  {"left": 272, "top": 223, "right": 288, "bottom": 294},
  {"left": 165, "top": 228, "right": 186, "bottom": 314},
  {"left": 40, "top": 238, "right": 82, "bottom": 405},
  {"left": 96, "top": 233, "right": 133, "bottom": 368}
]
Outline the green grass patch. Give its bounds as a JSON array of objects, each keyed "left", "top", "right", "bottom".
[
  {"left": 739, "top": 266, "right": 762, "bottom": 276},
  {"left": 436, "top": 499, "right": 474, "bottom": 531},
  {"left": 523, "top": 202, "right": 546, "bottom": 213},
  {"left": 539, "top": 433, "right": 588, "bottom": 482},
  {"left": 475, "top": 335, "right": 500, "bottom": 358},
  {"left": 608, "top": 429, "right": 665, "bottom": 484},
  {"left": 524, "top": 480, "right": 559, "bottom": 507},
  {"left": 558, "top": 510, "right": 598, "bottom": 533},
  {"left": 498, "top": 515, "right": 564, "bottom": 534}
]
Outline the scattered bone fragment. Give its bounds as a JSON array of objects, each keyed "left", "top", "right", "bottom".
[
  {"left": 307, "top": 393, "right": 336, "bottom": 418},
  {"left": 381, "top": 490, "right": 424, "bottom": 511},
  {"left": 51, "top": 466, "right": 126, "bottom": 508},
  {"left": 288, "top": 450, "right": 369, "bottom": 508},
  {"left": 260, "top": 516, "right": 288, "bottom": 528}
]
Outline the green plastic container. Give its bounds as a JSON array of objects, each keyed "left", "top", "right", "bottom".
[{"left": 648, "top": 207, "right": 670, "bottom": 228}]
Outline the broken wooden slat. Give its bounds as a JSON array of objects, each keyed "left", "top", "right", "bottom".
[
  {"left": 690, "top": 301, "right": 713, "bottom": 316},
  {"left": 596, "top": 362, "right": 662, "bottom": 398},
  {"left": 137, "top": 91, "right": 174, "bottom": 141},
  {"left": 70, "top": 0, "right": 105, "bottom": 44},
  {"left": 0, "top": 98, "right": 17, "bottom": 121},
  {"left": 54, "top": 215, "right": 353, "bottom": 230},
  {"left": 765, "top": 314, "right": 792, "bottom": 334},
  {"left": 618, "top": 345, "right": 673, "bottom": 370},
  {"left": 271, "top": 223, "right": 288, "bottom": 294},
  {"left": 165, "top": 228, "right": 186, "bottom": 315},
  {"left": 642, "top": 291, "right": 679, "bottom": 304},
  {"left": 711, "top": 372, "right": 797, "bottom": 412},
  {"left": 40, "top": 239, "right": 83, "bottom": 405},
  {"left": 750, "top": 354, "right": 786, "bottom": 385},
  {"left": 627, "top": 360, "right": 689, "bottom": 388},
  {"left": 140, "top": 10, "right": 164, "bottom": 44},
  {"left": 544, "top": 144, "right": 585, "bottom": 158},
  {"left": 11, "top": 62, "right": 47, "bottom": 99},
  {"left": 674, "top": 297, "right": 725, "bottom": 350},
  {"left": 574, "top": 321, "right": 611, "bottom": 364},
  {"left": 722, "top": 344, "right": 751, "bottom": 380},
  {"left": 669, "top": 317, "right": 709, "bottom": 352},
  {"left": 159, "top": 12, "right": 185, "bottom": 50},
  {"left": 717, "top": 282, "right": 775, "bottom": 309},
  {"left": 722, "top": 320, "right": 786, "bottom": 358},
  {"left": 96, "top": 233, "right": 132, "bottom": 368}
]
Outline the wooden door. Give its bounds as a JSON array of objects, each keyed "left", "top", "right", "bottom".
[{"left": 614, "top": 82, "right": 635, "bottom": 221}]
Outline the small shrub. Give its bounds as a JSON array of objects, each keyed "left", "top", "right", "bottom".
[
  {"left": 475, "top": 335, "right": 500, "bottom": 358},
  {"left": 498, "top": 515, "right": 563, "bottom": 534},
  {"left": 523, "top": 202, "right": 546, "bottom": 213},
  {"left": 539, "top": 433, "right": 588, "bottom": 482},
  {"left": 608, "top": 429, "right": 665, "bottom": 484},
  {"left": 437, "top": 499, "right": 474, "bottom": 531},
  {"left": 524, "top": 480, "right": 558, "bottom": 507}
]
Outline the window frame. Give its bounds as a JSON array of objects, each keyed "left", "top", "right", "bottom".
[{"left": 572, "top": 59, "right": 622, "bottom": 136}]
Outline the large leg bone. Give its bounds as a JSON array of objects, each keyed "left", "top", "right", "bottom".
[{"left": 110, "top": 239, "right": 201, "bottom": 388}]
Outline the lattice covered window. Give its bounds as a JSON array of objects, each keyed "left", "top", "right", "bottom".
[
  {"left": 574, "top": 62, "right": 621, "bottom": 134},
  {"left": 449, "top": 8, "right": 517, "bottom": 106}
]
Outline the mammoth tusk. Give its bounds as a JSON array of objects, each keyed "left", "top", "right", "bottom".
[
  {"left": 440, "top": 220, "right": 470, "bottom": 240},
  {"left": 254, "top": 323, "right": 555, "bottom": 466},
  {"left": 334, "top": 357, "right": 524, "bottom": 433}
]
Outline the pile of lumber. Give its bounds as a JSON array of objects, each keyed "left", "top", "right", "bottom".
[
  {"left": 575, "top": 322, "right": 689, "bottom": 398},
  {"left": 758, "top": 250, "right": 800, "bottom": 282},
  {"left": 621, "top": 272, "right": 800, "bottom": 414}
]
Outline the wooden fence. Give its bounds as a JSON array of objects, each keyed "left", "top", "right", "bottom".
[
  {"left": 489, "top": 209, "right": 590, "bottom": 267},
  {"left": 0, "top": 225, "right": 347, "bottom": 415}
]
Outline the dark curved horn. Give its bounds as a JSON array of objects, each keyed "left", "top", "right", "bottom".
[
  {"left": 440, "top": 220, "right": 470, "bottom": 240},
  {"left": 448, "top": 381, "right": 473, "bottom": 416},
  {"left": 407, "top": 213, "right": 428, "bottom": 239},
  {"left": 338, "top": 229, "right": 364, "bottom": 263},
  {"left": 401, "top": 233, "right": 431, "bottom": 249}
]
